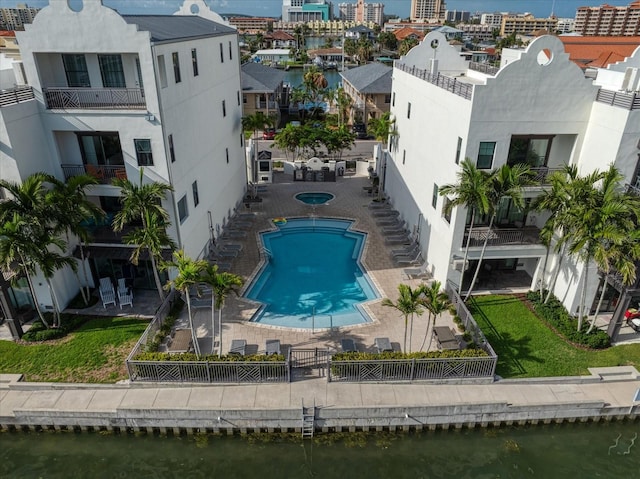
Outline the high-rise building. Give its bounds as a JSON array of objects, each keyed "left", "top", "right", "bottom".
[
  {"left": 282, "top": 0, "right": 331, "bottom": 23},
  {"left": 500, "top": 14, "right": 558, "bottom": 36},
  {"left": 0, "top": 4, "right": 40, "bottom": 30},
  {"left": 574, "top": 2, "right": 640, "bottom": 36},
  {"left": 445, "top": 10, "right": 470, "bottom": 23},
  {"left": 410, "top": 0, "right": 446, "bottom": 22},
  {"left": 338, "top": 2, "right": 384, "bottom": 25}
]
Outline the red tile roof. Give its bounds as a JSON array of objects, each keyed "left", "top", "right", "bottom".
[
  {"left": 394, "top": 27, "right": 424, "bottom": 41},
  {"left": 559, "top": 36, "right": 640, "bottom": 68}
]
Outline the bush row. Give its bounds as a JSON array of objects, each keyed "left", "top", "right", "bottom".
[
  {"left": 134, "top": 352, "right": 286, "bottom": 362},
  {"left": 145, "top": 297, "right": 184, "bottom": 353},
  {"left": 22, "top": 314, "right": 91, "bottom": 342},
  {"left": 331, "top": 349, "right": 489, "bottom": 361},
  {"left": 526, "top": 291, "right": 611, "bottom": 349}
]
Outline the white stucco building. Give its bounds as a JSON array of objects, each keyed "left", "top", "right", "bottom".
[
  {"left": 0, "top": 0, "right": 247, "bottom": 315},
  {"left": 382, "top": 31, "right": 640, "bottom": 337}
]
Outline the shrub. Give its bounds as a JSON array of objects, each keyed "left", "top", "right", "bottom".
[
  {"left": 146, "top": 297, "right": 184, "bottom": 352},
  {"left": 331, "top": 349, "right": 488, "bottom": 361},
  {"left": 134, "top": 352, "right": 285, "bottom": 362},
  {"left": 22, "top": 314, "right": 92, "bottom": 342},
  {"left": 526, "top": 291, "right": 611, "bottom": 349}
]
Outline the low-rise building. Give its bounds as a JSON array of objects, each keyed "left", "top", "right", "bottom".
[
  {"left": 241, "top": 62, "right": 286, "bottom": 119},
  {"left": 340, "top": 62, "right": 392, "bottom": 126},
  {"left": 500, "top": 14, "right": 558, "bottom": 36}
]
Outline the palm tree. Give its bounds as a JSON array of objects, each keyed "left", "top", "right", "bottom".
[
  {"left": 367, "top": 112, "right": 395, "bottom": 146},
  {"left": 464, "top": 163, "right": 532, "bottom": 301},
  {"left": 418, "top": 281, "right": 451, "bottom": 352},
  {"left": 201, "top": 264, "right": 243, "bottom": 356},
  {"left": 0, "top": 172, "right": 57, "bottom": 224},
  {"left": 242, "top": 112, "right": 275, "bottom": 181},
  {"left": 381, "top": 283, "right": 425, "bottom": 353},
  {"left": 334, "top": 87, "right": 352, "bottom": 127},
  {"left": 112, "top": 169, "right": 174, "bottom": 300},
  {"left": 49, "top": 174, "right": 104, "bottom": 305},
  {"left": 440, "top": 159, "right": 492, "bottom": 296},
  {"left": 123, "top": 210, "right": 177, "bottom": 301},
  {"left": 162, "top": 250, "right": 208, "bottom": 357}
]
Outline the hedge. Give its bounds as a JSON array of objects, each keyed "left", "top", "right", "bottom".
[
  {"left": 134, "top": 352, "right": 286, "bottom": 362},
  {"left": 331, "top": 349, "right": 489, "bottom": 362},
  {"left": 21, "top": 314, "right": 92, "bottom": 342}
]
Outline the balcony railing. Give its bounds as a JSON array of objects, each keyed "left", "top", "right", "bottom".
[
  {"left": 463, "top": 226, "right": 541, "bottom": 247},
  {"left": 394, "top": 62, "right": 473, "bottom": 100},
  {"left": 61, "top": 164, "right": 127, "bottom": 184},
  {"left": 529, "top": 166, "right": 565, "bottom": 184},
  {"left": 595, "top": 89, "right": 640, "bottom": 110},
  {"left": 627, "top": 183, "right": 640, "bottom": 196},
  {"left": 469, "top": 61, "right": 499, "bottom": 76},
  {"left": 43, "top": 87, "right": 146, "bottom": 110},
  {"left": 0, "top": 86, "right": 34, "bottom": 107}
]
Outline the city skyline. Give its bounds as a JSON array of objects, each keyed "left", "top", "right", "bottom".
[{"left": 4, "top": 1, "right": 636, "bottom": 20}]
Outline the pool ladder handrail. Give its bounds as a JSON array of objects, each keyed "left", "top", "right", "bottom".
[{"left": 260, "top": 246, "right": 273, "bottom": 262}]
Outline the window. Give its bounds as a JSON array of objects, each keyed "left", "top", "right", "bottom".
[
  {"left": 172, "top": 52, "right": 181, "bottom": 83},
  {"left": 62, "top": 54, "right": 90, "bottom": 87},
  {"left": 237, "top": 90, "right": 241, "bottom": 106},
  {"left": 243, "top": 94, "right": 247, "bottom": 104},
  {"left": 392, "top": 91, "right": 395, "bottom": 107},
  {"left": 240, "top": 134, "right": 243, "bottom": 147},
  {"left": 226, "top": 147, "right": 229, "bottom": 163},
  {"left": 455, "top": 137, "right": 462, "bottom": 164},
  {"left": 134, "top": 139, "right": 153, "bottom": 166},
  {"left": 477, "top": 141, "right": 496, "bottom": 169},
  {"left": 192, "top": 181, "right": 199, "bottom": 207},
  {"left": 98, "top": 54, "right": 125, "bottom": 88},
  {"left": 407, "top": 102, "right": 411, "bottom": 119},
  {"left": 177, "top": 195, "right": 188, "bottom": 223},
  {"left": 384, "top": 94, "right": 391, "bottom": 104},
  {"left": 507, "top": 135, "right": 553, "bottom": 167},
  {"left": 191, "top": 48, "right": 199, "bottom": 76},
  {"left": 168, "top": 134, "right": 176, "bottom": 163},
  {"left": 229, "top": 41, "right": 233, "bottom": 60},
  {"left": 432, "top": 184, "right": 438, "bottom": 209},
  {"left": 77, "top": 132, "right": 122, "bottom": 166},
  {"left": 222, "top": 100, "right": 226, "bottom": 117},
  {"left": 157, "top": 55, "right": 167, "bottom": 88},
  {"left": 442, "top": 197, "right": 452, "bottom": 223},
  {"left": 220, "top": 43, "right": 224, "bottom": 63},
  {"left": 402, "top": 150, "right": 406, "bottom": 165}
]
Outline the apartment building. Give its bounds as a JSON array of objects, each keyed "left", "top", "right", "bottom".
[
  {"left": 500, "top": 14, "right": 558, "bottom": 36},
  {"left": 574, "top": 1, "right": 640, "bottom": 36},
  {"left": 0, "top": 4, "right": 39, "bottom": 31},
  {"left": 338, "top": 1, "right": 384, "bottom": 25},
  {"left": 282, "top": 0, "right": 332, "bottom": 23},
  {"left": 480, "top": 13, "right": 504, "bottom": 30},
  {"left": 383, "top": 31, "right": 640, "bottom": 338},
  {"left": 0, "top": 0, "right": 247, "bottom": 314},
  {"left": 411, "top": 0, "right": 446, "bottom": 22},
  {"left": 229, "top": 17, "right": 275, "bottom": 33}
]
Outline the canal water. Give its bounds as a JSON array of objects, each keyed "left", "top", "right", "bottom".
[
  {"left": 283, "top": 68, "right": 345, "bottom": 89},
  {"left": 2, "top": 422, "right": 638, "bottom": 477}
]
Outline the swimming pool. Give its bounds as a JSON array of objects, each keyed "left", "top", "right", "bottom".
[
  {"left": 295, "top": 192, "right": 334, "bottom": 205},
  {"left": 245, "top": 218, "right": 379, "bottom": 329}
]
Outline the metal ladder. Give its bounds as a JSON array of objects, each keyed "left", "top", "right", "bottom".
[
  {"left": 301, "top": 399, "right": 315, "bottom": 439},
  {"left": 260, "top": 246, "right": 273, "bottom": 262}
]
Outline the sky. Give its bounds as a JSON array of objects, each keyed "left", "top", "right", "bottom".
[{"left": 7, "top": 1, "right": 636, "bottom": 20}]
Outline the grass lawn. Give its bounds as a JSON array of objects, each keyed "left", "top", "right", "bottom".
[
  {"left": 0, "top": 316, "right": 149, "bottom": 383},
  {"left": 468, "top": 295, "right": 640, "bottom": 379}
]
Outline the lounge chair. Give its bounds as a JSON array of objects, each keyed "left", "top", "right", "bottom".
[
  {"left": 341, "top": 338, "right": 357, "bottom": 352},
  {"left": 395, "top": 251, "right": 422, "bottom": 265},
  {"left": 209, "top": 245, "right": 238, "bottom": 259},
  {"left": 403, "top": 261, "right": 431, "bottom": 280},
  {"left": 229, "top": 339, "right": 246, "bottom": 356},
  {"left": 98, "top": 277, "right": 116, "bottom": 308},
  {"left": 374, "top": 337, "right": 393, "bottom": 353},
  {"left": 116, "top": 278, "right": 133, "bottom": 309},
  {"left": 222, "top": 229, "right": 247, "bottom": 239},
  {"left": 371, "top": 209, "right": 399, "bottom": 218},
  {"left": 391, "top": 242, "right": 419, "bottom": 256},
  {"left": 266, "top": 339, "right": 281, "bottom": 355},
  {"left": 385, "top": 235, "right": 412, "bottom": 245}
]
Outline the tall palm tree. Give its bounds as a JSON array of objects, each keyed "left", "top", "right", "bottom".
[
  {"left": 162, "top": 250, "right": 207, "bottom": 357},
  {"left": 242, "top": 112, "right": 275, "bottom": 182},
  {"left": 418, "top": 281, "right": 451, "bottom": 352},
  {"left": 123, "top": 210, "right": 177, "bottom": 301},
  {"left": 440, "top": 159, "right": 492, "bottom": 296},
  {"left": 0, "top": 172, "right": 57, "bottom": 224},
  {"left": 567, "top": 165, "right": 640, "bottom": 331},
  {"left": 381, "top": 283, "right": 425, "bottom": 353},
  {"left": 49, "top": 174, "right": 104, "bottom": 305},
  {"left": 201, "top": 264, "right": 243, "bottom": 356},
  {"left": 464, "top": 163, "right": 532, "bottom": 301},
  {"left": 334, "top": 87, "right": 352, "bottom": 127},
  {"left": 112, "top": 169, "right": 174, "bottom": 300}
]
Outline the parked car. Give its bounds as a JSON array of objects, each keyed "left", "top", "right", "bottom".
[
  {"left": 352, "top": 123, "right": 368, "bottom": 139},
  {"left": 262, "top": 128, "right": 276, "bottom": 140}
]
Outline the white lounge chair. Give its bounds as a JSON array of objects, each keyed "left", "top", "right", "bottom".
[
  {"left": 403, "top": 261, "right": 432, "bottom": 280},
  {"left": 99, "top": 277, "right": 116, "bottom": 308},
  {"left": 395, "top": 251, "right": 422, "bottom": 265},
  {"left": 117, "top": 278, "right": 133, "bottom": 309}
]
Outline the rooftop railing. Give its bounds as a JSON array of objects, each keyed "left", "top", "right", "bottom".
[
  {"left": 595, "top": 89, "right": 640, "bottom": 110},
  {"left": 0, "top": 86, "right": 34, "bottom": 107},
  {"left": 394, "top": 61, "right": 473, "bottom": 100},
  {"left": 469, "top": 61, "right": 499, "bottom": 76},
  {"left": 43, "top": 87, "right": 146, "bottom": 110}
]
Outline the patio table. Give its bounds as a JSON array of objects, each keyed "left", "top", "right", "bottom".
[
  {"left": 168, "top": 329, "right": 192, "bottom": 353},
  {"left": 433, "top": 326, "right": 459, "bottom": 350}
]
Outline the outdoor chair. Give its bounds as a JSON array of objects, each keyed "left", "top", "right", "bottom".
[
  {"left": 117, "top": 278, "right": 133, "bottom": 309},
  {"left": 341, "top": 338, "right": 357, "bottom": 352},
  {"left": 229, "top": 339, "right": 247, "bottom": 356},
  {"left": 371, "top": 209, "right": 399, "bottom": 218},
  {"left": 266, "top": 339, "right": 281, "bottom": 355},
  {"left": 403, "top": 261, "right": 432, "bottom": 280},
  {"left": 374, "top": 337, "right": 393, "bottom": 353},
  {"left": 395, "top": 252, "right": 422, "bottom": 266},
  {"left": 391, "top": 241, "right": 419, "bottom": 257},
  {"left": 98, "top": 277, "right": 116, "bottom": 308}
]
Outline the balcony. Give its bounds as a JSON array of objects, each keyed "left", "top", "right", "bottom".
[
  {"left": 0, "top": 86, "right": 34, "bottom": 107},
  {"left": 595, "top": 89, "right": 640, "bottom": 110},
  {"left": 394, "top": 62, "right": 473, "bottom": 100},
  {"left": 464, "top": 225, "right": 542, "bottom": 247},
  {"left": 529, "top": 166, "right": 565, "bottom": 185},
  {"left": 43, "top": 87, "right": 145, "bottom": 110},
  {"left": 61, "top": 164, "right": 127, "bottom": 184}
]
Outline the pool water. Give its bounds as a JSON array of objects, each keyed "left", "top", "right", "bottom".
[
  {"left": 295, "top": 192, "right": 335, "bottom": 205},
  {"left": 245, "top": 218, "right": 379, "bottom": 328}
]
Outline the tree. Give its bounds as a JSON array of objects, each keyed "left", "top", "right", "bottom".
[
  {"left": 343, "top": 38, "right": 357, "bottom": 58},
  {"left": 123, "top": 210, "right": 177, "bottom": 301},
  {"left": 323, "top": 126, "right": 355, "bottom": 162},
  {"left": 377, "top": 31, "right": 398, "bottom": 51},
  {"left": 464, "top": 163, "right": 532, "bottom": 301},
  {"left": 398, "top": 37, "right": 419, "bottom": 56},
  {"left": 367, "top": 112, "right": 395, "bottom": 145},
  {"left": 440, "top": 159, "right": 492, "bottom": 296},
  {"left": 381, "top": 283, "right": 425, "bottom": 353},
  {"left": 112, "top": 169, "right": 174, "bottom": 301},
  {"left": 418, "top": 280, "right": 451, "bottom": 352},
  {"left": 49, "top": 174, "right": 104, "bottom": 305},
  {"left": 242, "top": 111, "right": 276, "bottom": 182},
  {"left": 273, "top": 123, "right": 305, "bottom": 161},
  {"left": 162, "top": 250, "right": 207, "bottom": 357},
  {"left": 356, "top": 37, "right": 373, "bottom": 63},
  {"left": 334, "top": 87, "right": 352, "bottom": 127},
  {"left": 201, "top": 264, "right": 243, "bottom": 356}
]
